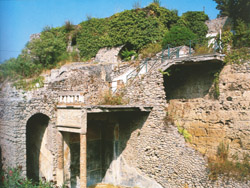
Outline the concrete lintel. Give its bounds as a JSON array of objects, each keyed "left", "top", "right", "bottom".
[
  {"left": 163, "top": 53, "right": 224, "bottom": 65},
  {"left": 57, "top": 127, "right": 82, "bottom": 134},
  {"left": 85, "top": 105, "right": 153, "bottom": 113},
  {"left": 57, "top": 104, "right": 82, "bottom": 109}
]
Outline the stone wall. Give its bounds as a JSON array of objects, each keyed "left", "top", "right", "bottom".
[
  {"left": 0, "top": 60, "right": 249, "bottom": 187},
  {"left": 119, "top": 64, "right": 250, "bottom": 187},
  {"left": 0, "top": 62, "right": 112, "bottom": 180},
  {"left": 0, "top": 84, "right": 57, "bottom": 178},
  {"left": 167, "top": 63, "right": 250, "bottom": 161}
]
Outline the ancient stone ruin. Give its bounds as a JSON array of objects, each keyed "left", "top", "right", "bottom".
[{"left": 0, "top": 49, "right": 249, "bottom": 188}]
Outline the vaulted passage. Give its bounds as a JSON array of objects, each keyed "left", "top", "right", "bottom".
[
  {"left": 26, "top": 113, "right": 52, "bottom": 182},
  {"left": 163, "top": 61, "right": 224, "bottom": 100}
]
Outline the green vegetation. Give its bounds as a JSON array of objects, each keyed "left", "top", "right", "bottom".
[
  {"left": 208, "top": 142, "right": 250, "bottom": 181},
  {"left": 13, "top": 76, "right": 44, "bottom": 91},
  {"left": 224, "top": 48, "right": 250, "bottom": 64},
  {"left": 0, "top": 166, "right": 55, "bottom": 188},
  {"left": 180, "top": 11, "right": 209, "bottom": 38},
  {"left": 162, "top": 25, "right": 197, "bottom": 47},
  {"left": 0, "top": 2, "right": 213, "bottom": 85},
  {"left": 177, "top": 125, "right": 192, "bottom": 143},
  {"left": 139, "top": 42, "right": 162, "bottom": 58},
  {"left": 214, "top": 0, "right": 250, "bottom": 49}
]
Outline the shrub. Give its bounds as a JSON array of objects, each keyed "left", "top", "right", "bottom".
[
  {"left": 193, "top": 44, "right": 214, "bottom": 55},
  {"left": 64, "top": 20, "right": 74, "bottom": 32},
  {"left": 27, "top": 30, "right": 67, "bottom": 68},
  {"left": 224, "top": 48, "right": 250, "bottom": 64},
  {"left": 233, "top": 19, "right": 250, "bottom": 48},
  {"left": 139, "top": 42, "right": 162, "bottom": 58},
  {"left": 180, "top": 11, "right": 209, "bottom": 39},
  {"left": 162, "top": 25, "right": 197, "bottom": 47},
  {"left": 0, "top": 166, "right": 55, "bottom": 188},
  {"left": 121, "top": 49, "right": 137, "bottom": 61}
]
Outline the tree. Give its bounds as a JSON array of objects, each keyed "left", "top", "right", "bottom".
[
  {"left": 27, "top": 30, "right": 67, "bottom": 68},
  {"left": 213, "top": 0, "right": 250, "bottom": 23},
  {"left": 214, "top": 0, "right": 250, "bottom": 47},
  {"left": 162, "top": 25, "right": 197, "bottom": 47},
  {"left": 181, "top": 11, "right": 209, "bottom": 38},
  {"left": 213, "top": 0, "right": 230, "bottom": 17}
]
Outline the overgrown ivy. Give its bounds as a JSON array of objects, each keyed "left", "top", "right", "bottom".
[{"left": 0, "top": 3, "right": 211, "bottom": 83}]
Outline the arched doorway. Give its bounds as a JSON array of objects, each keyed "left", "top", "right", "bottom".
[{"left": 26, "top": 113, "right": 53, "bottom": 182}]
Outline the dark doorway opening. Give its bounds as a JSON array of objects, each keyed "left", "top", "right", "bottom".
[{"left": 26, "top": 113, "right": 49, "bottom": 182}]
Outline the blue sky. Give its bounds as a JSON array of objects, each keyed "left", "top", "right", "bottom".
[{"left": 0, "top": 0, "right": 219, "bottom": 63}]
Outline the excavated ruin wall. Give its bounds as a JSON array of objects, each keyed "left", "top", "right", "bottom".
[
  {"left": 0, "top": 84, "right": 57, "bottom": 178},
  {"left": 0, "top": 61, "right": 249, "bottom": 187},
  {"left": 0, "top": 63, "right": 111, "bottom": 180},
  {"left": 121, "top": 65, "right": 250, "bottom": 187},
  {"left": 167, "top": 63, "right": 250, "bottom": 160}
]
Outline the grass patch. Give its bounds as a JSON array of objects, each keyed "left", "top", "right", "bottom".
[
  {"left": 193, "top": 44, "right": 214, "bottom": 56},
  {"left": 139, "top": 43, "right": 162, "bottom": 59},
  {"left": 13, "top": 76, "right": 44, "bottom": 91},
  {"left": 208, "top": 142, "right": 250, "bottom": 181}
]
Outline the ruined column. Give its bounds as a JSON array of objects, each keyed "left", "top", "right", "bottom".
[
  {"left": 56, "top": 131, "right": 64, "bottom": 186},
  {"left": 80, "top": 134, "right": 87, "bottom": 188}
]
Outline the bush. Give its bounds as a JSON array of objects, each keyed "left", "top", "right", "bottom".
[
  {"left": 233, "top": 19, "right": 250, "bottom": 48},
  {"left": 27, "top": 29, "right": 67, "bottom": 68},
  {"left": 224, "top": 48, "right": 250, "bottom": 64},
  {"left": 162, "top": 25, "right": 197, "bottom": 47},
  {"left": 121, "top": 49, "right": 137, "bottom": 61},
  {"left": 76, "top": 3, "right": 180, "bottom": 60},
  {"left": 193, "top": 43, "right": 214, "bottom": 55},
  {"left": 181, "top": 11, "right": 209, "bottom": 38},
  {"left": 0, "top": 166, "right": 55, "bottom": 188},
  {"left": 139, "top": 42, "right": 162, "bottom": 58}
]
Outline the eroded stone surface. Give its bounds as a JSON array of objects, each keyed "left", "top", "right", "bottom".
[{"left": 0, "top": 58, "right": 249, "bottom": 188}]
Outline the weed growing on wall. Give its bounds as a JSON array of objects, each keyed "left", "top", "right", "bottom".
[
  {"left": 13, "top": 76, "right": 44, "bottom": 91},
  {"left": 208, "top": 142, "right": 250, "bottom": 181},
  {"left": 163, "top": 112, "right": 175, "bottom": 127},
  {"left": 98, "top": 91, "right": 129, "bottom": 105},
  {"left": 177, "top": 124, "right": 192, "bottom": 143}
]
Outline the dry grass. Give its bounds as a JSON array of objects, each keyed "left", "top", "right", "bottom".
[
  {"left": 98, "top": 90, "right": 129, "bottom": 105},
  {"left": 139, "top": 43, "right": 161, "bottom": 59},
  {"left": 88, "top": 183, "right": 140, "bottom": 188},
  {"left": 193, "top": 44, "right": 213, "bottom": 56},
  {"left": 208, "top": 142, "right": 250, "bottom": 181}
]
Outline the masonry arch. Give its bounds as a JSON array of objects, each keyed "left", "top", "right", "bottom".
[{"left": 26, "top": 113, "right": 53, "bottom": 182}]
